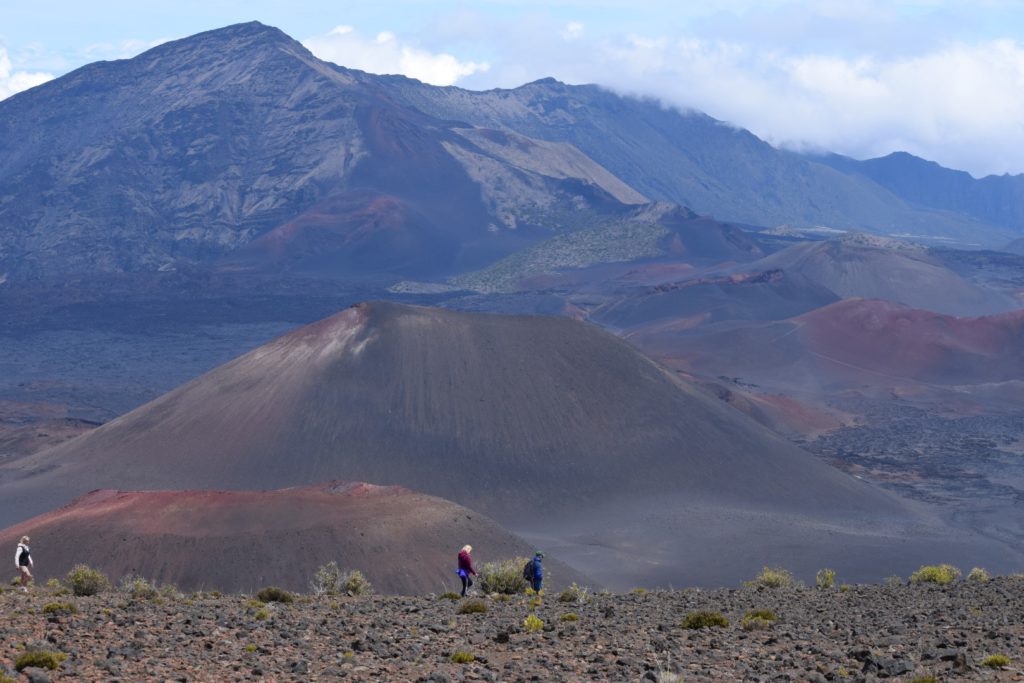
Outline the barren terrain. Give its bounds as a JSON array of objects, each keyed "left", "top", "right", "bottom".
[{"left": 4, "top": 577, "right": 1024, "bottom": 681}]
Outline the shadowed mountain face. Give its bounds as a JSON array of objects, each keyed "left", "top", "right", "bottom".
[
  {"left": 817, "top": 151, "right": 1024, "bottom": 234},
  {"left": 0, "top": 482, "right": 582, "bottom": 594},
  {"left": 0, "top": 21, "right": 1019, "bottom": 296},
  {"left": 371, "top": 77, "right": 1015, "bottom": 246},
  {"left": 0, "top": 23, "right": 642, "bottom": 285}
]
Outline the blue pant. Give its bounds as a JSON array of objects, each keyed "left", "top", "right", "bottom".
[{"left": 531, "top": 578, "right": 542, "bottom": 592}]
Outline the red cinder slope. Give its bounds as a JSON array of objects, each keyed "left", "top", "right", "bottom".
[{"left": 0, "top": 482, "right": 576, "bottom": 594}]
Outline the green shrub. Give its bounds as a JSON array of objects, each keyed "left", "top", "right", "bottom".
[
  {"left": 631, "top": 587, "right": 648, "bottom": 595},
  {"left": 342, "top": 569, "right": 373, "bottom": 596},
  {"left": 560, "top": 612, "right": 579, "bottom": 622},
  {"left": 256, "top": 586, "right": 293, "bottom": 604},
  {"left": 477, "top": 557, "right": 530, "bottom": 595},
  {"left": 244, "top": 644, "right": 257, "bottom": 653},
  {"left": 747, "top": 566, "right": 795, "bottom": 588},
  {"left": 309, "top": 562, "right": 372, "bottom": 596},
  {"left": 15, "top": 650, "right": 67, "bottom": 671},
  {"left": 120, "top": 575, "right": 158, "bottom": 600},
  {"left": 967, "top": 567, "right": 990, "bottom": 582},
  {"left": 451, "top": 651, "right": 476, "bottom": 664},
  {"left": 254, "top": 608, "right": 269, "bottom": 621},
  {"left": 42, "top": 602, "right": 78, "bottom": 615},
  {"left": 66, "top": 564, "right": 110, "bottom": 596},
  {"left": 457, "top": 599, "right": 488, "bottom": 614},
  {"left": 741, "top": 609, "right": 777, "bottom": 631},
  {"left": 439, "top": 591, "right": 461, "bottom": 601},
  {"left": 683, "top": 611, "right": 729, "bottom": 629},
  {"left": 558, "top": 582, "right": 590, "bottom": 604},
  {"left": 909, "top": 564, "right": 961, "bottom": 585},
  {"left": 159, "top": 583, "right": 181, "bottom": 599},
  {"left": 310, "top": 561, "right": 343, "bottom": 596},
  {"left": 982, "top": 654, "right": 1010, "bottom": 668},
  {"left": 744, "top": 609, "right": 777, "bottom": 621},
  {"left": 523, "top": 613, "right": 544, "bottom": 633},
  {"left": 816, "top": 568, "right": 836, "bottom": 589},
  {"left": 839, "top": 584, "right": 853, "bottom": 593},
  {"left": 491, "top": 593, "right": 511, "bottom": 602},
  {"left": 908, "top": 677, "right": 936, "bottom": 683}
]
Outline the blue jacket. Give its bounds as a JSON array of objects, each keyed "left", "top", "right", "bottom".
[{"left": 532, "top": 557, "right": 543, "bottom": 580}]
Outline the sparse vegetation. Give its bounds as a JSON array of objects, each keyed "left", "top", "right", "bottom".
[
  {"left": 560, "top": 612, "right": 579, "bottom": 622},
  {"left": 741, "top": 609, "right": 777, "bottom": 631},
  {"left": 968, "top": 567, "right": 990, "bottom": 582},
  {"left": 255, "top": 586, "right": 293, "bottom": 604},
  {"left": 42, "top": 601, "right": 78, "bottom": 615},
  {"left": 342, "top": 569, "right": 373, "bottom": 596},
  {"left": 120, "top": 575, "right": 158, "bottom": 600},
  {"left": 523, "top": 613, "right": 544, "bottom": 633},
  {"left": 908, "top": 676, "right": 936, "bottom": 683},
  {"left": 439, "top": 591, "right": 461, "bottom": 601},
  {"left": 457, "top": 599, "right": 487, "bottom": 614},
  {"left": 66, "top": 564, "right": 110, "bottom": 596},
  {"left": 885, "top": 575, "right": 903, "bottom": 587},
  {"left": 309, "top": 562, "right": 372, "bottom": 596},
  {"left": 816, "top": 568, "right": 836, "bottom": 589},
  {"left": 747, "top": 566, "right": 796, "bottom": 589},
  {"left": 558, "top": 582, "right": 590, "bottom": 604},
  {"left": 909, "top": 564, "right": 961, "bottom": 585},
  {"left": 982, "top": 654, "right": 1010, "bottom": 668},
  {"left": 683, "top": 611, "right": 729, "bottom": 629},
  {"left": 15, "top": 650, "right": 67, "bottom": 671},
  {"left": 477, "top": 557, "right": 530, "bottom": 595},
  {"left": 451, "top": 651, "right": 476, "bottom": 664},
  {"left": 839, "top": 584, "right": 853, "bottom": 593},
  {"left": 254, "top": 607, "right": 269, "bottom": 621},
  {"left": 310, "top": 561, "right": 344, "bottom": 596}
]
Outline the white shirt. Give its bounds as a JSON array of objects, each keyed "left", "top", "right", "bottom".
[{"left": 15, "top": 543, "right": 32, "bottom": 569}]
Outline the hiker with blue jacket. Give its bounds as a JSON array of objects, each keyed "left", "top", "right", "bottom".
[{"left": 528, "top": 550, "right": 544, "bottom": 592}]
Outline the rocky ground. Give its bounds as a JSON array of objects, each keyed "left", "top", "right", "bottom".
[{"left": 3, "top": 576, "right": 1024, "bottom": 682}]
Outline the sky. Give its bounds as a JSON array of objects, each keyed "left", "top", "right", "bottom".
[{"left": 3, "top": 1, "right": 1024, "bottom": 177}]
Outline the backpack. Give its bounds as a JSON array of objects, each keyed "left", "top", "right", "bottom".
[{"left": 522, "top": 559, "right": 534, "bottom": 582}]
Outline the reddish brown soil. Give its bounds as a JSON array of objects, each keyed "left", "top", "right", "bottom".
[{"left": 0, "top": 481, "right": 578, "bottom": 595}]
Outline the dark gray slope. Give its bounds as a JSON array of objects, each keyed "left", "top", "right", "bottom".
[
  {"left": 2, "top": 302, "right": 1015, "bottom": 587},
  {"left": 818, "top": 151, "right": 1024, "bottom": 234},
  {"left": 367, "top": 76, "right": 1013, "bottom": 245},
  {"left": 2, "top": 302, "right": 902, "bottom": 526}
]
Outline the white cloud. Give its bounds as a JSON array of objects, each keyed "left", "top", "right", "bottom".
[
  {"left": 587, "top": 35, "right": 1024, "bottom": 176},
  {"left": 304, "top": 25, "right": 489, "bottom": 86},
  {"left": 561, "top": 22, "right": 585, "bottom": 41},
  {"left": 0, "top": 48, "right": 53, "bottom": 100}
]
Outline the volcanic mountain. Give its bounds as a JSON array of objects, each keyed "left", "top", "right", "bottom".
[
  {"left": 2, "top": 302, "right": 1017, "bottom": 587},
  {"left": 0, "top": 482, "right": 580, "bottom": 594},
  {"left": 0, "top": 22, "right": 644, "bottom": 286},
  {"left": 630, "top": 298, "right": 1024, "bottom": 401},
  {"left": 1, "top": 21, "right": 1018, "bottom": 296},
  {"left": 739, "top": 232, "right": 1017, "bottom": 316}
]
